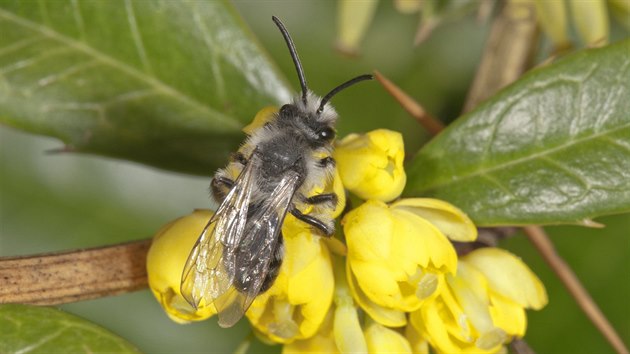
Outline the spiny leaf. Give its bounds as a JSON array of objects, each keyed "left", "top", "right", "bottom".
[
  {"left": 0, "top": 304, "right": 140, "bottom": 353},
  {"left": 0, "top": 0, "right": 290, "bottom": 175},
  {"left": 406, "top": 40, "right": 630, "bottom": 226}
]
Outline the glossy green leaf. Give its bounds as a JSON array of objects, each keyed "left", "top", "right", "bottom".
[
  {"left": 0, "top": 304, "right": 140, "bottom": 353},
  {"left": 406, "top": 40, "right": 630, "bottom": 226},
  {"left": 0, "top": 0, "right": 290, "bottom": 175}
]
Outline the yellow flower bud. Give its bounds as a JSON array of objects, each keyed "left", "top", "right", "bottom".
[
  {"left": 332, "top": 257, "right": 368, "bottom": 353},
  {"left": 569, "top": 0, "right": 609, "bottom": 46},
  {"left": 335, "top": 129, "right": 406, "bottom": 202},
  {"left": 534, "top": 0, "right": 570, "bottom": 49},
  {"left": 333, "top": 302, "right": 368, "bottom": 353},
  {"left": 146, "top": 210, "right": 216, "bottom": 323},
  {"left": 343, "top": 199, "right": 457, "bottom": 314},
  {"left": 246, "top": 218, "right": 334, "bottom": 343},
  {"left": 336, "top": 0, "right": 379, "bottom": 56}
]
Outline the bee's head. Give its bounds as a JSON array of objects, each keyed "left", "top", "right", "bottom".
[
  {"left": 277, "top": 91, "right": 338, "bottom": 147},
  {"left": 272, "top": 16, "right": 372, "bottom": 146}
]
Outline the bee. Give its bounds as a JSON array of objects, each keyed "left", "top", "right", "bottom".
[{"left": 180, "top": 16, "right": 372, "bottom": 328}]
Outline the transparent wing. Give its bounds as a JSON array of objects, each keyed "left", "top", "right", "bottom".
[
  {"left": 214, "top": 171, "right": 301, "bottom": 328},
  {"left": 180, "top": 150, "right": 301, "bottom": 328},
  {"left": 180, "top": 151, "right": 257, "bottom": 310}
]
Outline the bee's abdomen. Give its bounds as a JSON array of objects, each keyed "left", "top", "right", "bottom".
[
  {"left": 232, "top": 233, "right": 284, "bottom": 295},
  {"left": 258, "top": 235, "right": 284, "bottom": 294}
]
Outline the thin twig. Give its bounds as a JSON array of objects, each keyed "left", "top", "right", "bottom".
[
  {"left": 523, "top": 226, "right": 629, "bottom": 354},
  {"left": 0, "top": 239, "right": 150, "bottom": 305},
  {"left": 373, "top": 70, "right": 444, "bottom": 135},
  {"left": 510, "top": 338, "right": 536, "bottom": 354}
]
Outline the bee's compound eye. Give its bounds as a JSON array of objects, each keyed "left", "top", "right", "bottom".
[
  {"left": 318, "top": 127, "right": 335, "bottom": 141},
  {"left": 280, "top": 104, "right": 297, "bottom": 117}
]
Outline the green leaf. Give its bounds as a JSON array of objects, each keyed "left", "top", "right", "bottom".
[
  {"left": 0, "top": 304, "right": 140, "bottom": 353},
  {"left": 0, "top": 0, "right": 290, "bottom": 175},
  {"left": 406, "top": 40, "right": 630, "bottom": 226}
]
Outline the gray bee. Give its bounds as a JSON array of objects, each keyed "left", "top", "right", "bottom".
[{"left": 180, "top": 16, "right": 372, "bottom": 328}]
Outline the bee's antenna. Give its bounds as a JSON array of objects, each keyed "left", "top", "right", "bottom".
[
  {"left": 317, "top": 74, "right": 373, "bottom": 114},
  {"left": 272, "top": 16, "right": 308, "bottom": 105}
]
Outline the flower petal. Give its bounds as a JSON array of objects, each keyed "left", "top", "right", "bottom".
[
  {"left": 392, "top": 198, "right": 477, "bottom": 242},
  {"left": 283, "top": 310, "right": 339, "bottom": 354},
  {"left": 350, "top": 261, "right": 401, "bottom": 306},
  {"left": 404, "top": 322, "right": 430, "bottom": 354},
  {"left": 464, "top": 248, "right": 548, "bottom": 310},
  {"left": 343, "top": 200, "right": 393, "bottom": 262},
  {"left": 393, "top": 209, "right": 458, "bottom": 273},
  {"left": 346, "top": 259, "right": 407, "bottom": 327},
  {"left": 333, "top": 304, "right": 368, "bottom": 353},
  {"left": 489, "top": 293, "right": 527, "bottom": 337},
  {"left": 364, "top": 320, "right": 413, "bottom": 354}
]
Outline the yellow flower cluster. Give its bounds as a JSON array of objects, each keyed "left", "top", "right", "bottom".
[{"left": 146, "top": 128, "right": 548, "bottom": 353}]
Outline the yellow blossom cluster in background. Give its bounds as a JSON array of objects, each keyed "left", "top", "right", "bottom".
[
  {"left": 336, "top": 0, "right": 626, "bottom": 55},
  {"left": 147, "top": 128, "right": 548, "bottom": 353}
]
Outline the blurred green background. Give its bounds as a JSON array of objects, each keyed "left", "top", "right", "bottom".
[{"left": 1, "top": 1, "right": 628, "bottom": 353}]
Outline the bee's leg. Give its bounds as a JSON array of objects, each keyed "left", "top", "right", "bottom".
[
  {"left": 290, "top": 207, "right": 334, "bottom": 237},
  {"left": 305, "top": 193, "right": 338, "bottom": 206},
  {"left": 258, "top": 234, "right": 284, "bottom": 294},
  {"left": 211, "top": 176, "right": 234, "bottom": 202}
]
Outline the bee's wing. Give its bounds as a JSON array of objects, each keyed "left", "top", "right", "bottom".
[
  {"left": 213, "top": 171, "right": 301, "bottom": 328},
  {"left": 180, "top": 153, "right": 257, "bottom": 310}
]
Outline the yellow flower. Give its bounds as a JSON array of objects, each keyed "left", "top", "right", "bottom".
[
  {"left": 335, "top": 129, "right": 406, "bottom": 202},
  {"left": 343, "top": 198, "right": 476, "bottom": 318},
  {"left": 246, "top": 217, "right": 334, "bottom": 343},
  {"left": 146, "top": 210, "right": 216, "bottom": 323},
  {"left": 410, "top": 248, "right": 547, "bottom": 354}
]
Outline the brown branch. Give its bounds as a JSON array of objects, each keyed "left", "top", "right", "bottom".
[
  {"left": 524, "top": 226, "right": 629, "bottom": 354},
  {"left": 0, "top": 239, "right": 150, "bottom": 305}
]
